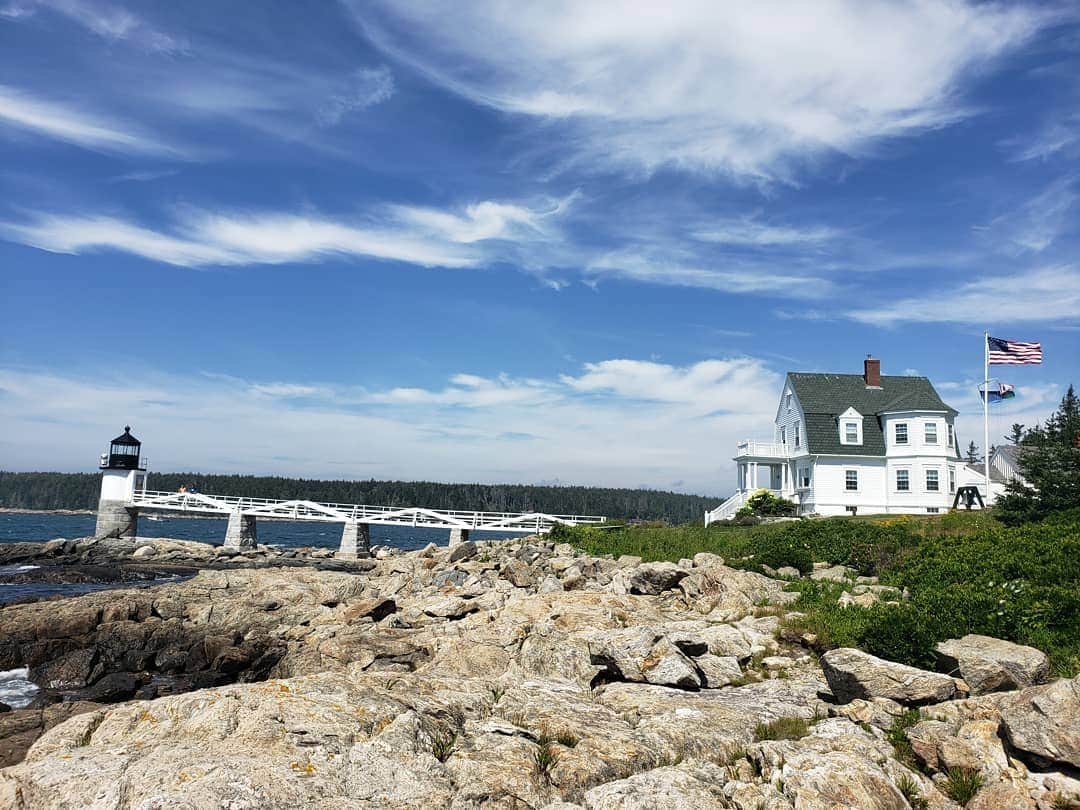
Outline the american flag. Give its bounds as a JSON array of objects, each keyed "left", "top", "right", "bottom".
[{"left": 988, "top": 336, "right": 1042, "bottom": 365}]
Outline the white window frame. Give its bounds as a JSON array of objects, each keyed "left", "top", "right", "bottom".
[
  {"left": 948, "top": 423, "right": 954, "bottom": 449},
  {"left": 895, "top": 423, "right": 909, "bottom": 445},
  {"left": 896, "top": 469, "right": 910, "bottom": 492},
  {"left": 845, "top": 469, "right": 858, "bottom": 491},
  {"left": 844, "top": 422, "right": 859, "bottom": 444},
  {"left": 926, "top": 468, "right": 940, "bottom": 492},
  {"left": 786, "top": 393, "right": 792, "bottom": 412},
  {"left": 799, "top": 467, "right": 811, "bottom": 488},
  {"left": 794, "top": 422, "right": 801, "bottom": 449},
  {"left": 925, "top": 423, "right": 938, "bottom": 444},
  {"left": 949, "top": 467, "right": 956, "bottom": 493},
  {"left": 780, "top": 427, "right": 786, "bottom": 445}
]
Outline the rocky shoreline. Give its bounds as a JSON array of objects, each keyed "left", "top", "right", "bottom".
[{"left": 0, "top": 535, "right": 1077, "bottom": 808}]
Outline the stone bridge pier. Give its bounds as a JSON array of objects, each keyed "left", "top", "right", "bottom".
[
  {"left": 224, "top": 512, "right": 258, "bottom": 549},
  {"left": 448, "top": 528, "right": 470, "bottom": 546},
  {"left": 337, "top": 521, "right": 371, "bottom": 558}
]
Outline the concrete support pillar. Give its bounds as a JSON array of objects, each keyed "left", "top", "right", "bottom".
[
  {"left": 224, "top": 512, "right": 257, "bottom": 549},
  {"left": 448, "top": 528, "right": 470, "bottom": 547},
  {"left": 338, "top": 521, "right": 370, "bottom": 558},
  {"left": 95, "top": 499, "right": 139, "bottom": 539}
]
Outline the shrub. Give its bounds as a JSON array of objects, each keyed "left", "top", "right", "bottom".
[{"left": 736, "top": 489, "right": 797, "bottom": 518}]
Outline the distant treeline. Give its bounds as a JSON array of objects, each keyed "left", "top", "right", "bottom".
[{"left": 0, "top": 471, "right": 717, "bottom": 523}]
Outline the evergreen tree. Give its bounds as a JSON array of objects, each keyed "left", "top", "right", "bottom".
[
  {"left": 1007, "top": 423, "right": 1025, "bottom": 445},
  {"left": 997, "top": 384, "right": 1080, "bottom": 525},
  {"left": 965, "top": 441, "right": 980, "bottom": 463}
]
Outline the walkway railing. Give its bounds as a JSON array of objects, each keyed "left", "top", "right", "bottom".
[{"left": 129, "top": 490, "right": 606, "bottom": 533}]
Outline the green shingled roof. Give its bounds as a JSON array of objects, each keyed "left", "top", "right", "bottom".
[{"left": 788, "top": 373, "right": 957, "bottom": 456}]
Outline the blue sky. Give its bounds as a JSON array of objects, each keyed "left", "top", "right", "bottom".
[{"left": 1, "top": 0, "right": 1078, "bottom": 496}]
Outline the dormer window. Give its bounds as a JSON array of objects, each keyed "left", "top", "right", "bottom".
[
  {"left": 925, "top": 423, "right": 938, "bottom": 444},
  {"left": 895, "top": 423, "right": 909, "bottom": 445},
  {"left": 838, "top": 407, "right": 863, "bottom": 445}
]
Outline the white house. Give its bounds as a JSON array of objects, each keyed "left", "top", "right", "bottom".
[{"left": 706, "top": 357, "right": 979, "bottom": 521}]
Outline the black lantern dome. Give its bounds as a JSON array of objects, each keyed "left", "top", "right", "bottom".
[{"left": 104, "top": 426, "right": 143, "bottom": 470}]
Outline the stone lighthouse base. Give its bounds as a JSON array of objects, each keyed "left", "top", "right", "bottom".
[{"left": 95, "top": 499, "right": 139, "bottom": 539}]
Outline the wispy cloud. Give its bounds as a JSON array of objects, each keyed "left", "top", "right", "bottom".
[
  {"left": 850, "top": 266, "right": 1080, "bottom": 326},
  {"left": 351, "top": 0, "right": 1050, "bottom": 180},
  {"left": 990, "top": 176, "right": 1077, "bottom": 253},
  {"left": 316, "top": 66, "right": 395, "bottom": 126},
  {"left": 585, "top": 250, "right": 834, "bottom": 299},
  {"left": 693, "top": 219, "right": 841, "bottom": 247},
  {"left": 1006, "top": 113, "right": 1080, "bottom": 163},
  {"left": 39, "top": 0, "right": 186, "bottom": 52},
  {"left": 0, "top": 84, "right": 188, "bottom": 156}
]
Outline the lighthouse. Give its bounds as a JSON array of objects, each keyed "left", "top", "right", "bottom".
[{"left": 94, "top": 426, "right": 147, "bottom": 538}]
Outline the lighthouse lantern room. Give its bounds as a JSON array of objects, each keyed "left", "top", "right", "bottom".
[{"left": 95, "top": 426, "right": 147, "bottom": 538}]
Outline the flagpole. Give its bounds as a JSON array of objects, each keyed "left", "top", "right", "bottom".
[{"left": 984, "top": 331, "right": 991, "bottom": 500}]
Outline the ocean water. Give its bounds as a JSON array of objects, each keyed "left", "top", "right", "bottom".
[
  {"left": 0, "top": 667, "right": 38, "bottom": 709},
  {"left": 0, "top": 512, "right": 516, "bottom": 550}
]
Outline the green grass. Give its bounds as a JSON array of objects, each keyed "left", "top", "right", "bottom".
[
  {"left": 941, "top": 767, "right": 983, "bottom": 805},
  {"left": 753, "top": 716, "right": 811, "bottom": 741},
  {"left": 553, "top": 509, "right": 1080, "bottom": 673},
  {"left": 896, "top": 774, "right": 929, "bottom": 810},
  {"left": 432, "top": 731, "right": 457, "bottom": 763}
]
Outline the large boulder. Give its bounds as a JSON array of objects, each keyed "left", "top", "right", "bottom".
[
  {"left": 628, "top": 562, "right": 688, "bottom": 595},
  {"left": 587, "top": 627, "right": 702, "bottom": 689},
  {"left": 821, "top": 648, "right": 958, "bottom": 705},
  {"left": 582, "top": 761, "right": 730, "bottom": 808},
  {"left": 1001, "top": 676, "right": 1080, "bottom": 769},
  {"left": 934, "top": 635, "right": 1050, "bottom": 694}
]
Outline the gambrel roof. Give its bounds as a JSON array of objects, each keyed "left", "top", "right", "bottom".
[{"left": 787, "top": 373, "right": 957, "bottom": 456}]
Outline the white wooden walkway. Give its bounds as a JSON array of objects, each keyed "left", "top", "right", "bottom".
[{"left": 129, "top": 490, "right": 606, "bottom": 534}]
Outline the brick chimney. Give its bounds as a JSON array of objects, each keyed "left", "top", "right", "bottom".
[{"left": 864, "top": 355, "right": 881, "bottom": 388}]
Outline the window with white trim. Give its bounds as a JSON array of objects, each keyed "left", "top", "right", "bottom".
[
  {"left": 780, "top": 427, "right": 786, "bottom": 445},
  {"left": 927, "top": 507, "right": 940, "bottom": 514},
  {"left": 896, "top": 469, "right": 910, "bottom": 491},
  {"left": 794, "top": 422, "right": 801, "bottom": 449},
  {"left": 895, "top": 423, "right": 908, "bottom": 445},
  {"left": 925, "top": 423, "right": 938, "bottom": 444},
  {"left": 949, "top": 468, "right": 956, "bottom": 493},
  {"left": 845, "top": 470, "right": 858, "bottom": 491},
  {"left": 786, "top": 393, "right": 792, "bottom": 412},
  {"left": 926, "top": 469, "right": 939, "bottom": 491},
  {"left": 948, "top": 423, "right": 954, "bottom": 448},
  {"left": 844, "top": 422, "right": 859, "bottom": 444},
  {"left": 799, "top": 467, "right": 811, "bottom": 488}
]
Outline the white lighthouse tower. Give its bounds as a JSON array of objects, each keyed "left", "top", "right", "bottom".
[{"left": 94, "top": 426, "right": 147, "bottom": 538}]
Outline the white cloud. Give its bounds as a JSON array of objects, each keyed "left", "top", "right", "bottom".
[
  {"left": 0, "top": 357, "right": 783, "bottom": 494},
  {"left": 0, "top": 84, "right": 187, "bottom": 156},
  {"left": 850, "top": 266, "right": 1080, "bottom": 326},
  {"left": 351, "top": 0, "right": 1048, "bottom": 179},
  {"left": 316, "top": 66, "right": 396, "bottom": 126},
  {"left": 694, "top": 220, "right": 841, "bottom": 247},
  {"left": 561, "top": 358, "right": 780, "bottom": 415},
  {"left": 992, "top": 176, "right": 1077, "bottom": 253},
  {"left": 1008, "top": 114, "right": 1080, "bottom": 162},
  {"left": 249, "top": 383, "right": 324, "bottom": 398},
  {"left": 0, "top": 200, "right": 564, "bottom": 268},
  {"left": 39, "top": 0, "right": 186, "bottom": 52},
  {"left": 585, "top": 250, "right": 833, "bottom": 299}
]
